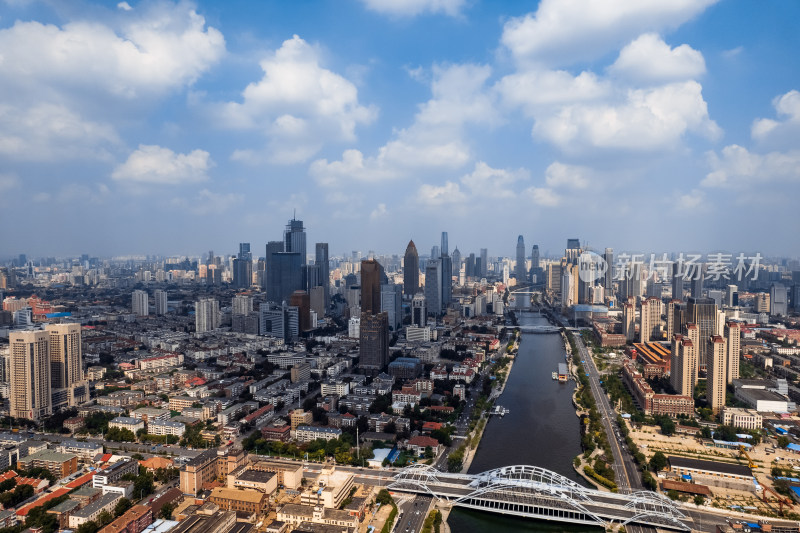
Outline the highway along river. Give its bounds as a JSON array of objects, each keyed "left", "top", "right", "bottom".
[{"left": 448, "top": 309, "right": 602, "bottom": 532}]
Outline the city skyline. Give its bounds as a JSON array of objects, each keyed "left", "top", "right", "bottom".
[{"left": 0, "top": 1, "right": 799, "bottom": 257}]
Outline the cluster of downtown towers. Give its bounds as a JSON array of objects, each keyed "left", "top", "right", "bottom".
[{"left": 231, "top": 221, "right": 534, "bottom": 376}]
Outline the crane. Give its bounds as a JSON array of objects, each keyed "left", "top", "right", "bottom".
[{"left": 739, "top": 444, "right": 756, "bottom": 469}]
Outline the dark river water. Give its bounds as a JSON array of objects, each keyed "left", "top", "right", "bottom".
[{"left": 448, "top": 308, "right": 602, "bottom": 532}]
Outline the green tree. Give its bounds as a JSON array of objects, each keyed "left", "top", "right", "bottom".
[
  {"left": 778, "top": 436, "right": 790, "bottom": 448},
  {"left": 97, "top": 510, "right": 113, "bottom": 527},
  {"left": 700, "top": 426, "right": 712, "bottom": 439},
  {"left": 694, "top": 494, "right": 705, "bottom": 505},
  {"left": 76, "top": 521, "right": 99, "bottom": 533},
  {"left": 375, "top": 489, "right": 393, "bottom": 506},
  {"left": 649, "top": 451, "right": 668, "bottom": 472},
  {"left": 159, "top": 502, "right": 176, "bottom": 520},
  {"left": 114, "top": 498, "right": 132, "bottom": 517}
]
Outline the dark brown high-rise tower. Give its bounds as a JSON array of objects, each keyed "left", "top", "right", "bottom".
[
  {"left": 361, "top": 259, "right": 382, "bottom": 315},
  {"left": 403, "top": 240, "right": 419, "bottom": 297}
]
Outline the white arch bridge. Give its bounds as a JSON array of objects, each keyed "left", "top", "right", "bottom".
[{"left": 387, "top": 464, "right": 692, "bottom": 531}]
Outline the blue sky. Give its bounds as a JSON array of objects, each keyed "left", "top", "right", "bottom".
[{"left": 1, "top": 0, "right": 798, "bottom": 259}]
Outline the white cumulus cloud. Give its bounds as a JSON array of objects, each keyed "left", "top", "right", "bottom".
[
  {"left": 0, "top": 3, "right": 225, "bottom": 100},
  {"left": 533, "top": 81, "right": 720, "bottom": 151},
  {"left": 526, "top": 187, "right": 561, "bottom": 207},
  {"left": 112, "top": 145, "right": 213, "bottom": 185},
  {"left": 751, "top": 90, "right": 800, "bottom": 144},
  {"left": 610, "top": 33, "right": 706, "bottom": 82},
  {"left": 702, "top": 144, "right": 800, "bottom": 188},
  {"left": 311, "top": 63, "right": 496, "bottom": 185},
  {"left": 360, "top": 0, "right": 466, "bottom": 17},
  {"left": 417, "top": 181, "right": 467, "bottom": 206},
  {"left": 0, "top": 103, "right": 119, "bottom": 161},
  {"left": 221, "top": 35, "right": 376, "bottom": 164},
  {"left": 544, "top": 162, "right": 590, "bottom": 189},
  {"left": 501, "top": 0, "right": 717, "bottom": 67}
]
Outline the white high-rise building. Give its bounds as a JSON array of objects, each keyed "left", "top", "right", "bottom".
[
  {"left": 132, "top": 290, "right": 149, "bottom": 316},
  {"left": 154, "top": 290, "right": 168, "bottom": 316},
  {"left": 195, "top": 298, "right": 220, "bottom": 333}
]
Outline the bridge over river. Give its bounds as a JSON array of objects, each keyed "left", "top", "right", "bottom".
[{"left": 388, "top": 464, "right": 692, "bottom": 531}]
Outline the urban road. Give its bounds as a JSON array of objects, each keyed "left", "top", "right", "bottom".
[{"left": 559, "top": 311, "right": 798, "bottom": 533}]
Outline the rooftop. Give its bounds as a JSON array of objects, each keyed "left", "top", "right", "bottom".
[{"left": 668, "top": 456, "right": 752, "bottom": 477}]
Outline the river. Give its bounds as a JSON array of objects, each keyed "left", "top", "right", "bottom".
[{"left": 447, "top": 308, "right": 601, "bottom": 532}]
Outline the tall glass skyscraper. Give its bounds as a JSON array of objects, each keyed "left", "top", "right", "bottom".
[
  {"left": 284, "top": 218, "right": 307, "bottom": 264},
  {"left": 515, "top": 235, "right": 526, "bottom": 282}
]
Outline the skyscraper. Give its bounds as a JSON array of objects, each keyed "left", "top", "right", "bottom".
[
  {"left": 706, "top": 335, "right": 726, "bottom": 414},
  {"left": 425, "top": 259, "right": 442, "bottom": 316},
  {"left": 530, "top": 245, "right": 539, "bottom": 282},
  {"left": 361, "top": 259, "right": 382, "bottom": 315},
  {"left": 603, "top": 248, "right": 613, "bottom": 294},
  {"left": 315, "top": 243, "right": 330, "bottom": 313},
  {"left": 359, "top": 312, "right": 389, "bottom": 375},
  {"left": 481, "top": 248, "right": 489, "bottom": 278},
  {"left": 289, "top": 290, "right": 311, "bottom": 332},
  {"left": 264, "top": 240, "right": 284, "bottom": 290},
  {"left": 47, "top": 323, "right": 82, "bottom": 391},
  {"left": 381, "top": 283, "right": 403, "bottom": 331},
  {"left": 451, "top": 248, "right": 462, "bottom": 278},
  {"left": 132, "top": 290, "right": 148, "bottom": 316},
  {"left": 267, "top": 252, "right": 303, "bottom": 303},
  {"left": 671, "top": 262, "right": 684, "bottom": 301},
  {"left": 154, "top": 289, "right": 168, "bottom": 315},
  {"left": 670, "top": 334, "right": 697, "bottom": 397},
  {"left": 515, "top": 235, "right": 526, "bottom": 282},
  {"left": 233, "top": 242, "right": 253, "bottom": 290},
  {"left": 232, "top": 294, "right": 253, "bottom": 315},
  {"left": 725, "top": 322, "right": 741, "bottom": 384},
  {"left": 690, "top": 264, "right": 705, "bottom": 298},
  {"left": 440, "top": 252, "right": 452, "bottom": 309},
  {"left": 403, "top": 241, "right": 419, "bottom": 297},
  {"left": 9, "top": 330, "right": 51, "bottom": 421},
  {"left": 441, "top": 232, "right": 448, "bottom": 256},
  {"left": 687, "top": 297, "right": 717, "bottom": 368},
  {"left": 412, "top": 293, "right": 426, "bottom": 327},
  {"left": 284, "top": 218, "right": 307, "bottom": 264},
  {"left": 195, "top": 298, "right": 220, "bottom": 333},
  {"left": 639, "top": 297, "right": 662, "bottom": 343},
  {"left": 622, "top": 300, "right": 635, "bottom": 341}
]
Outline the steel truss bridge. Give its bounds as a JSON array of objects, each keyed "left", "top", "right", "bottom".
[{"left": 388, "top": 464, "right": 692, "bottom": 531}]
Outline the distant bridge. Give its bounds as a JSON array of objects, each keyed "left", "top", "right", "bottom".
[
  {"left": 516, "top": 325, "right": 561, "bottom": 334},
  {"left": 388, "top": 464, "right": 692, "bottom": 531}
]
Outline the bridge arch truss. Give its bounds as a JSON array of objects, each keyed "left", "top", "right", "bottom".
[{"left": 388, "top": 464, "right": 691, "bottom": 531}]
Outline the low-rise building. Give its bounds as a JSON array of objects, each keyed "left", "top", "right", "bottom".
[
  {"left": 97, "top": 504, "right": 152, "bottom": 533},
  {"left": 228, "top": 469, "right": 277, "bottom": 494},
  {"left": 208, "top": 487, "right": 266, "bottom": 513},
  {"left": 277, "top": 504, "right": 358, "bottom": 531},
  {"left": 290, "top": 409, "right": 313, "bottom": 430},
  {"left": 19, "top": 450, "right": 78, "bottom": 479},
  {"left": 295, "top": 426, "right": 341, "bottom": 443},
  {"left": 93, "top": 459, "right": 139, "bottom": 489},
  {"left": 68, "top": 493, "right": 122, "bottom": 528},
  {"left": 668, "top": 456, "right": 754, "bottom": 492},
  {"left": 148, "top": 420, "right": 186, "bottom": 437},
  {"left": 109, "top": 417, "right": 145, "bottom": 434},
  {"left": 249, "top": 459, "right": 303, "bottom": 490},
  {"left": 57, "top": 440, "right": 104, "bottom": 459},
  {"left": 721, "top": 408, "right": 763, "bottom": 430},
  {"left": 131, "top": 408, "right": 171, "bottom": 423}
]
